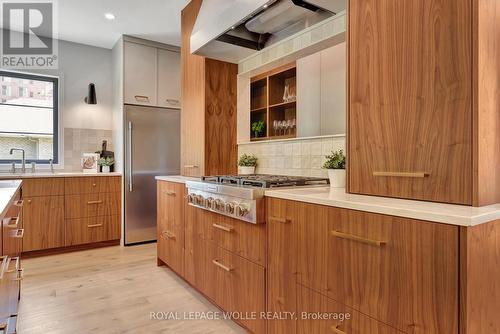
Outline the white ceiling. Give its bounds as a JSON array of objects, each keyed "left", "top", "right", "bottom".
[{"left": 3, "top": 0, "right": 191, "bottom": 49}]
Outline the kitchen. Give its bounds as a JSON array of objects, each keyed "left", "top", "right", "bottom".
[{"left": 0, "top": 0, "right": 499, "bottom": 333}]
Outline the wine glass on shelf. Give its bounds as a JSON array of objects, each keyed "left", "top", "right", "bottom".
[
  {"left": 273, "top": 120, "right": 279, "bottom": 136},
  {"left": 286, "top": 120, "right": 293, "bottom": 135},
  {"left": 291, "top": 118, "right": 296, "bottom": 134}
]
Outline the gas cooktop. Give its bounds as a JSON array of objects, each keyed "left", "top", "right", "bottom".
[{"left": 202, "top": 174, "right": 330, "bottom": 188}]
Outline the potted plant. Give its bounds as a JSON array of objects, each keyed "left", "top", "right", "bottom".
[
  {"left": 251, "top": 120, "right": 265, "bottom": 138},
  {"left": 238, "top": 154, "right": 258, "bottom": 175},
  {"left": 322, "top": 149, "right": 346, "bottom": 188},
  {"left": 98, "top": 157, "right": 115, "bottom": 173}
]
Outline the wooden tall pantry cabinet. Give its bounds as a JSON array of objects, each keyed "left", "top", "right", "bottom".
[
  {"left": 348, "top": 0, "right": 500, "bottom": 206},
  {"left": 180, "top": 0, "right": 238, "bottom": 177}
]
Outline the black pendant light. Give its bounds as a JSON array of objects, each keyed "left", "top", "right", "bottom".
[{"left": 84, "top": 83, "right": 97, "bottom": 104}]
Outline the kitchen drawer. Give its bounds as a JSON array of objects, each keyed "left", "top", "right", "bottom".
[
  {"left": 22, "top": 178, "right": 64, "bottom": 197},
  {"left": 65, "top": 192, "right": 121, "bottom": 219},
  {"left": 297, "top": 203, "right": 459, "bottom": 333},
  {"left": 65, "top": 176, "right": 121, "bottom": 195},
  {"left": 65, "top": 215, "right": 120, "bottom": 246},
  {"left": 204, "top": 241, "right": 266, "bottom": 334},
  {"left": 0, "top": 256, "right": 20, "bottom": 333},
  {"left": 297, "top": 284, "right": 403, "bottom": 334},
  {"left": 204, "top": 210, "right": 266, "bottom": 266}
]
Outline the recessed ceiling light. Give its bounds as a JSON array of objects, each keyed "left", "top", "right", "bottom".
[{"left": 104, "top": 13, "right": 115, "bottom": 20}]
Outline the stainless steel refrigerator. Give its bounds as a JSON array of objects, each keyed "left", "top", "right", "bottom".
[{"left": 124, "top": 105, "right": 180, "bottom": 245}]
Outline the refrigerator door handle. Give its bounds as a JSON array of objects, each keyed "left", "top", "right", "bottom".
[{"left": 128, "top": 121, "right": 133, "bottom": 192}]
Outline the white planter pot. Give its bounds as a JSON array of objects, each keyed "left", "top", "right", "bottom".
[
  {"left": 239, "top": 166, "right": 256, "bottom": 175},
  {"left": 102, "top": 166, "right": 111, "bottom": 173},
  {"left": 328, "top": 169, "right": 346, "bottom": 188}
]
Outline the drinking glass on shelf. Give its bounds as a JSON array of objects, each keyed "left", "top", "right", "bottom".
[
  {"left": 273, "top": 120, "right": 279, "bottom": 136},
  {"left": 284, "top": 120, "right": 290, "bottom": 135},
  {"left": 286, "top": 120, "right": 293, "bottom": 135},
  {"left": 291, "top": 118, "right": 296, "bottom": 133}
]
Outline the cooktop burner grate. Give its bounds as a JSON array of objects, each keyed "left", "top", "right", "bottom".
[{"left": 202, "top": 174, "right": 329, "bottom": 188}]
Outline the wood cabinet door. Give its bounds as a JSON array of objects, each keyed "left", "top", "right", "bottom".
[
  {"left": 181, "top": 0, "right": 205, "bottom": 177},
  {"left": 297, "top": 285, "right": 403, "bottom": 334},
  {"left": 157, "top": 182, "right": 184, "bottom": 275},
  {"left": 124, "top": 41, "right": 158, "bottom": 106},
  {"left": 22, "top": 196, "right": 64, "bottom": 252},
  {"left": 267, "top": 198, "right": 298, "bottom": 334},
  {"left": 157, "top": 49, "right": 181, "bottom": 109},
  {"left": 348, "top": 0, "right": 472, "bottom": 204}
]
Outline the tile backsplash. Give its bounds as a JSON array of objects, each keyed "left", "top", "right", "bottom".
[
  {"left": 63, "top": 128, "right": 113, "bottom": 172},
  {"left": 238, "top": 135, "right": 345, "bottom": 177}
]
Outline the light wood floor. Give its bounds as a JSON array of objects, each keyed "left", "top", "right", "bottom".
[{"left": 18, "top": 244, "right": 246, "bottom": 334}]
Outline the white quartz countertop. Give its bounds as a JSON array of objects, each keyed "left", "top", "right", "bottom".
[
  {"left": 155, "top": 175, "right": 200, "bottom": 183},
  {"left": 0, "top": 172, "right": 122, "bottom": 180},
  {"left": 0, "top": 180, "right": 22, "bottom": 219},
  {"left": 265, "top": 187, "right": 500, "bottom": 227}
]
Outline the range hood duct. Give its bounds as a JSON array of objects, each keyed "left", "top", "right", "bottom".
[{"left": 190, "top": 0, "right": 346, "bottom": 63}]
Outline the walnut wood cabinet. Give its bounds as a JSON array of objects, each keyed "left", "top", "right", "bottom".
[
  {"left": 180, "top": 0, "right": 238, "bottom": 177},
  {"left": 348, "top": 0, "right": 500, "bottom": 206},
  {"left": 21, "top": 176, "right": 121, "bottom": 253},
  {"left": 157, "top": 181, "right": 185, "bottom": 276},
  {"left": 268, "top": 197, "right": 500, "bottom": 334}
]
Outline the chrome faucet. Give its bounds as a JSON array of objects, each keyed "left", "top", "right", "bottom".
[{"left": 9, "top": 148, "right": 26, "bottom": 173}]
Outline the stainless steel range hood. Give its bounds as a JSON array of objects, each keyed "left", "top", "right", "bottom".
[{"left": 190, "top": 0, "right": 346, "bottom": 63}]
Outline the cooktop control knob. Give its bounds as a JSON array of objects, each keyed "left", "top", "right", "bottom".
[
  {"left": 236, "top": 204, "right": 250, "bottom": 217},
  {"left": 187, "top": 194, "right": 194, "bottom": 204},
  {"left": 225, "top": 202, "right": 235, "bottom": 214},
  {"left": 206, "top": 197, "right": 214, "bottom": 209},
  {"left": 195, "top": 195, "right": 205, "bottom": 206},
  {"left": 214, "top": 199, "right": 224, "bottom": 211}
]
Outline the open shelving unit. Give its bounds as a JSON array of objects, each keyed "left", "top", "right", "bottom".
[{"left": 250, "top": 62, "right": 297, "bottom": 141}]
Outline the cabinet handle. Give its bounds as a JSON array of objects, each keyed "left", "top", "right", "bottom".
[
  {"left": 6, "top": 257, "right": 20, "bottom": 273},
  {"left": 212, "top": 259, "right": 233, "bottom": 272},
  {"left": 269, "top": 216, "right": 291, "bottom": 224},
  {"left": 212, "top": 223, "right": 233, "bottom": 232},
  {"left": 331, "top": 230, "right": 386, "bottom": 247},
  {"left": 162, "top": 231, "right": 176, "bottom": 240},
  {"left": 14, "top": 200, "right": 24, "bottom": 207},
  {"left": 330, "top": 324, "right": 347, "bottom": 334},
  {"left": 166, "top": 99, "right": 179, "bottom": 105},
  {"left": 87, "top": 223, "right": 103, "bottom": 228},
  {"left": 134, "top": 95, "right": 150, "bottom": 102},
  {"left": 87, "top": 200, "right": 103, "bottom": 205},
  {"left": 373, "top": 171, "right": 429, "bottom": 178},
  {"left": 0, "top": 256, "right": 9, "bottom": 280},
  {"left": 6, "top": 217, "right": 19, "bottom": 229},
  {"left": 13, "top": 229, "right": 24, "bottom": 239},
  {"left": 164, "top": 191, "right": 176, "bottom": 196},
  {"left": 184, "top": 165, "right": 199, "bottom": 169}
]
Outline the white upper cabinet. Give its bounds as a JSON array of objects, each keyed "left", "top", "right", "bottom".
[
  {"left": 124, "top": 41, "right": 180, "bottom": 109},
  {"left": 124, "top": 42, "right": 158, "bottom": 106},
  {"left": 157, "top": 49, "right": 181, "bottom": 109}
]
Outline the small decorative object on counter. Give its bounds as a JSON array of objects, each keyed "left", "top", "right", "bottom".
[
  {"left": 98, "top": 157, "right": 115, "bottom": 173},
  {"left": 251, "top": 120, "right": 266, "bottom": 138},
  {"left": 81, "top": 153, "right": 100, "bottom": 173},
  {"left": 323, "top": 149, "right": 346, "bottom": 188},
  {"left": 238, "top": 154, "right": 258, "bottom": 175}
]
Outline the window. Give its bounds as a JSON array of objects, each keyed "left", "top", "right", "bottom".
[{"left": 0, "top": 71, "right": 58, "bottom": 163}]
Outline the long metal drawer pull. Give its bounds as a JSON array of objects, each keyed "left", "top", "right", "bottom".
[
  {"left": 87, "top": 223, "right": 103, "bottom": 228},
  {"left": 331, "top": 230, "right": 386, "bottom": 247},
  {"left": 269, "top": 216, "right": 291, "bottom": 224},
  {"left": 330, "top": 324, "right": 347, "bottom": 334},
  {"left": 163, "top": 231, "right": 176, "bottom": 240},
  {"left": 212, "top": 259, "right": 233, "bottom": 272},
  {"left": 164, "top": 191, "right": 176, "bottom": 196},
  {"left": 13, "top": 229, "right": 24, "bottom": 238},
  {"left": 166, "top": 99, "right": 179, "bottom": 104},
  {"left": 87, "top": 200, "right": 103, "bottom": 205},
  {"left": 134, "top": 95, "right": 150, "bottom": 101},
  {"left": 212, "top": 224, "right": 233, "bottom": 232},
  {"left": 373, "top": 171, "right": 429, "bottom": 178},
  {"left": 184, "top": 165, "right": 199, "bottom": 169},
  {"left": 6, "top": 257, "right": 20, "bottom": 273},
  {"left": 14, "top": 200, "right": 24, "bottom": 207},
  {"left": 7, "top": 217, "right": 19, "bottom": 229}
]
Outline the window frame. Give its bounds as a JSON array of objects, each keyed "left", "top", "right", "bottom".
[{"left": 0, "top": 70, "right": 59, "bottom": 164}]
